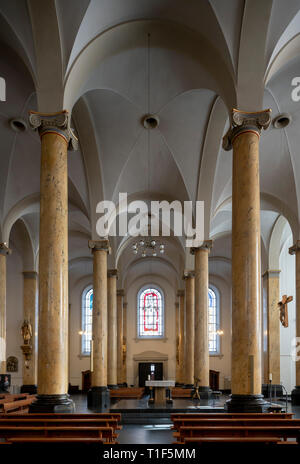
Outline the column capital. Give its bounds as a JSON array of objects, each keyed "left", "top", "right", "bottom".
[
  {"left": 0, "top": 243, "right": 12, "bottom": 256},
  {"left": 117, "top": 289, "right": 125, "bottom": 297},
  {"left": 223, "top": 108, "right": 272, "bottom": 151},
  {"left": 177, "top": 289, "right": 184, "bottom": 297},
  {"left": 183, "top": 270, "right": 195, "bottom": 280},
  {"left": 88, "top": 239, "right": 111, "bottom": 254},
  {"left": 29, "top": 110, "right": 78, "bottom": 150},
  {"left": 289, "top": 241, "right": 300, "bottom": 255},
  {"left": 23, "top": 271, "right": 38, "bottom": 279},
  {"left": 190, "top": 240, "right": 213, "bottom": 254},
  {"left": 107, "top": 269, "right": 118, "bottom": 278}
]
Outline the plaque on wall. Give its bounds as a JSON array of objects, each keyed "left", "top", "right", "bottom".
[{"left": 6, "top": 356, "right": 18, "bottom": 372}]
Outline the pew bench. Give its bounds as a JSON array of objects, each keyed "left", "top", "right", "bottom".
[
  {"left": 2, "top": 398, "right": 36, "bottom": 414},
  {"left": 171, "top": 388, "right": 192, "bottom": 398},
  {"left": 1, "top": 413, "right": 121, "bottom": 421},
  {"left": 171, "top": 412, "right": 294, "bottom": 420},
  {"left": 8, "top": 437, "right": 105, "bottom": 444},
  {"left": 109, "top": 388, "right": 144, "bottom": 399},
  {"left": 0, "top": 418, "right": 122, "bottom": 432},
  {"left": 0, "top": 426, "right": 115, "bottom": 443},
  {"left": 183, "top": 437, "right": 282, "bottom": 444},
  {"left": 174, "top": 426, "right": 300, "bottom": 444},
  {"left": 172, "top": 418, "right": 300, "bottom": 433}
]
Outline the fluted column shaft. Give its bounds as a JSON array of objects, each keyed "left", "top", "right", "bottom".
[
  {"left": 117, "top": 290, "right": 124, "bottom": 385},
  {"left": 223, "top": 108, "right": 271, "bottom": 412},
  {"left": 0, "top": 244, "right": 11, "bottom": 375},
  {"left": 22, "top": 272, "right": 38, "bottom": 388},
  {"left": 107, "top": 270, "right": 118, "bottom": 388},
  {"left": 192, "top": 241, "right": 212, "bottom": 392},
  {"left": 28, "top": 111, "right": 77, "bottom": 412},
  {"left": 175, "top": 301, "right": 180, "bottom": 383},
  {"left": 184, "top": 272, "right": 195, "bottom": 386},
  {"left": 122, "top": 302, "right": 127, "bottom": 385},
  {"left": 177, "top": 290, "right": 185, "bottom": 384}
]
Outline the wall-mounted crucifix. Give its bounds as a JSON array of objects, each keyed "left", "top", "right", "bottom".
[{"left": 278, "top": 295, "right": 293, "bottom": 328}]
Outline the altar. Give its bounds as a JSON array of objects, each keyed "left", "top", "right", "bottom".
[{"left": 145, "top": 380, "right": 175, "bottom": 405}]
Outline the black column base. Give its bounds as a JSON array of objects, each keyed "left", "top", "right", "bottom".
[
  {"left": 225, "top": 394, "right": 269, "bottom": 413},
  {"left": 291, "top": 386, "right": 300, "bottom": 405},
  {"left": 87, "top": 386, "right": 110, "bottom": 410},
  {"left": 107, "top": 384, "right": 118, "bottom": 389},
  {"left": 198, "top": 386, "right": 212, "bottom": 399},
  {"left": 29, "top": 394, "right": 75, "bottom": 413},
  {"left": 117, "top": 383, "right": 126, "bottom": 388},
  {"left": 20, "top": 385, "right": 37, "bottom": 395}
]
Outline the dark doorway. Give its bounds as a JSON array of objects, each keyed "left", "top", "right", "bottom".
[{"left": 138, "top": 362, "right": 163, "bottom": 388}]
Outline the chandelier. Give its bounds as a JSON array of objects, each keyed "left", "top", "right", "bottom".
[{"left": 132, "top": 237, "right": 165, "bottom": 258}]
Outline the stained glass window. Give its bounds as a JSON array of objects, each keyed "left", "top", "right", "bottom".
[
  {"left": 137, "top": 287, "right": 164, "bottom": 338},
  {"left": 208, "top": 287, "right": 220, "bottom": 353},
  {"left": 81, "top": 286, "right": 93, "bottom": 355}
]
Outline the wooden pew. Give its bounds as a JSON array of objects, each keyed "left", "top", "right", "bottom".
[
  {"left": 172, "top": 418, "right": 300, "bottom": 433},
  {"left": 171, "top": 388, "right": 192, "bottom": 398},
  {"left": 0, "top": 418, "right": 121, "bottom": 433},
  {"left": 109, "top": 388, "right": 144, "bottom": 399},
  {"left": 171, "top": 412, "right": 294, "bottom": 420},
  {"left": 175, "top": 426, "right": 300, "bottom": 444},
  {"left": 0, "top": 426, "right": 115, "bottom": 443},
  {"left": 184, "top": 437, "right": 282, "bottom": 444},
  {"left": 8, "top": 437, "right": 105, "bottom": 444},
  {"left": 1, "top": 413, "right": 121, "bottom": 421},
  {"left": 2, "top": 398, "right": 36, "bottom": 414}
]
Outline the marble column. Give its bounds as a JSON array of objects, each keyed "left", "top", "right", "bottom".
[
  {"left": 175, "top": 301, "right": 180, "bottom": 384},
  {"left": 21, "top": 271, "right": 38, "bottom": 394},
  {"left": 184, "top": 271, "right": 195, "bottom": 387},
  {"left": 28, "top": 111, "right": 77, "bottom": 412},
  {"left": 88, "top": 240, "right": 110, "bottom": 409},
  {"left": 262, "top": 270, "right": 280, "bottom": 386},
  {"left": 289, "top": 241, "right": 300, "bottom": 404},
  {"left": 107, "top": 269, "right": 118, "bottom": 389},
  {"left": 223, "top": 108, "right": 271, "bottom": 412},
  {"left": 191, "top": 241, "right": 213, "bottom": 398},
  {"left": 0, "top": 244, "right": 11, "bottom": 375},
  {"left": 122, "top": 302, "right": 127, "bottom": 385},
  {"left": 177, "top": 290, "right": 185, "bottom": 385},
  {"left": 117, "top": 289, "right": 124, "bottom": 386}
]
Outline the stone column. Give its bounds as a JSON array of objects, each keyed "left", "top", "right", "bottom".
[
  {"left": 28, "top": 111, "right": 77, "bottom": 412},
  {"left": 191, "top": 241, "right": 213, "bottom": 398},
  {"left": 223, "top": 108, "right": 271, "bottom": 412},
  {"left": 177, "top": 290, "right": 185, "bottom": 385},
  {"left": 262, "top": 270, "right": 280, "bottom": 386},
  {"left": 0, "top": 244, "right": 11, "bottom": 375},
  {"left": 289, "top": 242, "right": 300, "bottom": 404},
  {"left": 184, "top": 271, "right": 195, "bottom": 387},
  {"left": 122, "top": 302, "right": 127, "bottom": 385},
  {"left": 21, "top": 271, "right": 38, "bottom": 394},
  {"left": 175, "top": 301, "right": 180, "bottom": 384},
  {"left": 88, "top": 240, "right": 110, "bottom": 409},
  {"left": 117, "top": 289, "right": 124, "bottom": 386},
  {"left": 107, "top": 269, "right": 118, "bottom": 389}
]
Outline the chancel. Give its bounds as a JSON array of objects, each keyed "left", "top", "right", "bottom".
[{"left": 1, "top": 0, "right": 300, "bottom": 448}]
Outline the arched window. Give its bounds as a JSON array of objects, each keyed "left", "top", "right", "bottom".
[
  {"left": 81, "top": 286, "right": 93, "bottom": 355},
  {"left": 137, "top": 286, "right": 164, "bottom": 338},
  {"left": 208, "top": 286, "right": 220, "bottom": 353}
]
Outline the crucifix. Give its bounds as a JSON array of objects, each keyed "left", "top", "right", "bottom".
[{"left": 278, "top": 295, "right": 293, "bottom": 328}]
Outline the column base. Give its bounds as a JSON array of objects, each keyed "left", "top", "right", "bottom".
[
  {"left": 20, "top": 385, "right": 37, "bottom": 395},
  {"left": 291, "top": 386, "right": 300, "bottom": 405},
  {"left": 107, "top": 384, "right": 118, "bottom": 389},
  {"left": 225, "top": 394, "right": 269, "bottom": 413},
  {"left": 87, "top": 386, "right": 110, "bottom": 410},
  {"left": 117, "top": 383, "right": 127, "bottom": 388},
  {"left": 29, "top": 394, "right": 75, "bottom": 413},
  {"left": 198, "top": 386, "right": 212, "bottom": 399}
]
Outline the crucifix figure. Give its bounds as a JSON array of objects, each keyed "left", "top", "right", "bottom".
[{"left": 278, "top": 295, "right": 293, "bottom": 328}]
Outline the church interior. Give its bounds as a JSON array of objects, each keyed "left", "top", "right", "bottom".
[{"left": 1, "top": 0, "right": 300, "bottom": 449}]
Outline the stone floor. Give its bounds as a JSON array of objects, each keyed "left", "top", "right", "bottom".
[{"left": 70, "top": 393, "right": 300, "bottom": 444}]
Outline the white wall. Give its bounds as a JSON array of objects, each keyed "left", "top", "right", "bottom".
[{"left": 279, "top": 234, "right": 296, "bottom": 393}]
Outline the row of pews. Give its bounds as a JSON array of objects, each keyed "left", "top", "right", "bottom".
[
  {"left": 0, "top": 394, "right": 36, "bottom": 414},
  {"left": 0, "top": 413, "right": 122, "bottom": 444},
  {"left": 171, "top": 412, "right": 300, "bottom": 444}
]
